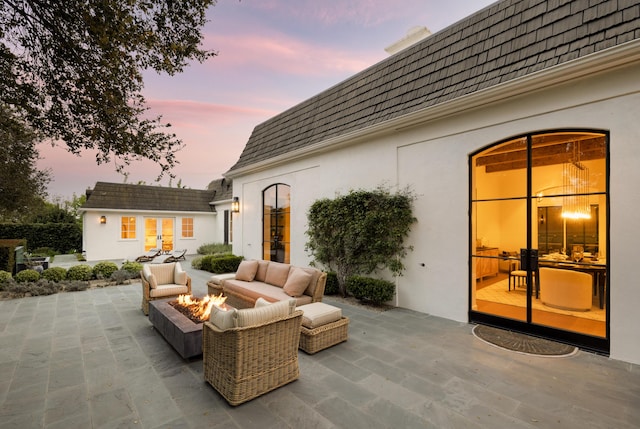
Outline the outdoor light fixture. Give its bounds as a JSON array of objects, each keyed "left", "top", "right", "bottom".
[
  {"left": 231, "top": 197, "right": 240, "bottom": 213},
  {"left": 100, "top": 215, "right": 107, "bottom": 224}
]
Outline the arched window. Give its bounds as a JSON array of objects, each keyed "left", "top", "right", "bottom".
[
  {"left": 470, "top": 130, "right": 608, "bottom": 353},
  {"left": 263, "top": 184, "right": 290, "bottom": 263}
]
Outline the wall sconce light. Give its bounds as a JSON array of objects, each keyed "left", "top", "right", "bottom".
[
  {"left": 231, "top": 197, "right": 240, "bottom": 213},
  {"left": 100, "top": 215, "right": 107, "bottom": 224}
]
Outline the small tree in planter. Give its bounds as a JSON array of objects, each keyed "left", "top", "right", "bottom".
[{"left": 305, "top": 186, "right": 416, "bottom": 297}]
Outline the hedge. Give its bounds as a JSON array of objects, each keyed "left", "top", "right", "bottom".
[
  {"left": 200, "top": 254, "right": 243, "bottom": 273},
  {"left": 0, "top": 223, "right": 81, "bottom": 254},
  {"left": 346, "top": 275, "right": 395, "bottom": 305}
]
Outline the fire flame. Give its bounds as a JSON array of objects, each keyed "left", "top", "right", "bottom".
[{"left": 175, "top": 293, "right": 228, "bottom": 322}]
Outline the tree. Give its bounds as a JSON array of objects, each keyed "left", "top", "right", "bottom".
[
  {"left": 0, "top": 106, "right": 50, "bottom": 221},
  {"left": 0, "top": 0, "right": 216, "bottom": 177},
  {"left": 305, "top": 186, "right": 417, "bottom": 296}
]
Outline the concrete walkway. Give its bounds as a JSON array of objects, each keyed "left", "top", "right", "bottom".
[{"left": 0, "top": 256, "right": 638, "bottom": 428}]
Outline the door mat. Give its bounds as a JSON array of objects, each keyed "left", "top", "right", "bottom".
[{"left": 473, "top": 325, "right": 578, "bottom": 357}]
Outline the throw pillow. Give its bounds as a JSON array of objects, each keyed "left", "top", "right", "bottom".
[
  {"left": 255, "top": 260, "right": 270, "bottom": 282},
  {"left": 235, "top": 260, "right": 259, "bottom": 282},
  {"left": 264, "top": 262, "right": 291, "bottom": 287},
  {"left": 209, "top": 304, "right": 237, "bottom": 331},
  {"left": 283, "top": 268, "right": 313, "bottom": 297},
  {"left": 254, "top": 297, "right": 274, "bottom": 308}
]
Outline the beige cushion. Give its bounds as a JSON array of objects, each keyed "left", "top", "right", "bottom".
[
  {"left": 283, "top": 268, "right": 313, "bottom": 297},
  {"left": 209, "top": 273, "right": 236, "bottom": 285},
  {"left": 222, "top": 279, "right": 314, "bottom": 307},
  {"left": 235, "top": 299, "right": 295, "bottom": 328},
  {"left": 299, "top": 267, "right": 322, "bottom": 297},
  {"left": 265, "top": 262, "right": 290, "bottom": 287},
  {"left": 142, "top": 265, "right": 157, "bottom": 289},
  {"left": 149, "top": 284, "right": 190, "bottom": 298},
  {"left": 173, "top": 262, "right": 188, "bottom": 286},
  {"left": 255, "top": 260, "right": 270, "bottom": 282},
  {"left": 298, "top": 302, "right": 342, "bottom": 329},
  {"left": 235, "top": 260, "right": 259, "bottom": 281},
  {"left": 209, "top": 304, "right": 238, "bottom": 330},
  {"left": 254, "top": 297, "right": 271, "bottom": 308},
  {"left": 144, "top": 262, "right": 177, "bottom": 286}
]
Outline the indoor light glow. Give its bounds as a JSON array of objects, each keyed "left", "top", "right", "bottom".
[{"left": 561, "top": 142, "right": 591, "bottom": 220}]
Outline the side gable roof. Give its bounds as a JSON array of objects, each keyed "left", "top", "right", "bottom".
[
  {"left": 206, "top": 177, "right": 234, "bottom": 201},
  {"left": 227, "top": 0, "right": 640, "bottom": 174},
  {"left": 81, "top": 182, "right": 218, "bottom": 212}
]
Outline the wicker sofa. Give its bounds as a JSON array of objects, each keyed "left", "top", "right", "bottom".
[
  {"left": 206, "top": 260, "right": 327, "bottom": 309},
  {"left": 140, "top": 262, "right": 191, "bottom": 315}
]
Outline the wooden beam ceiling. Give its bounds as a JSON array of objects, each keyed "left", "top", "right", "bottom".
[{"left": 475, "top": 135, "right": 606, "bottom": 173}]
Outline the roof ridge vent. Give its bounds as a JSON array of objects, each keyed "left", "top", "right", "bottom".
[{"left": 385, "top": 26, "right": 432, "bottom": 55}]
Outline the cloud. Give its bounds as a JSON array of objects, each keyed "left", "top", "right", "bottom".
[
  {"left": 146, "top": 98, "right": 278, "bottom": 127},
  {"left": 252, "top": 0, "right": 426, "bottom": 27},
  {"left": 210, "top": 32, "right": 383, "bottom": 77}
]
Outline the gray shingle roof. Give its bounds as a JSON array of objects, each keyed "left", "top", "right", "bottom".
[
  {"left": 227, "top": 0, "right": 640, "bottom": 173},
  {"left": 206, "top": 177, "right": 234, "bottom": 201},
  {"left": 81, "top": 182, "right": 219, "bottom": 212}
]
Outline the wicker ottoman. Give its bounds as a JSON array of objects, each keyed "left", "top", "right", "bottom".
[{"left": 298, "top": 302, "right": 349, "bottom": 354}]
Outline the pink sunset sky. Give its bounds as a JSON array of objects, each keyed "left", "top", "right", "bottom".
[{"left": 38, "top": 0, "right": 497, "bottom": 200}]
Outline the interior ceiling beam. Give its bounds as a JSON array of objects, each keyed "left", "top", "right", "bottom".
[{"left": 476, "top": 137, "right": 605, "bottom": 173}]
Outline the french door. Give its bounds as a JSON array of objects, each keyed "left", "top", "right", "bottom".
[
  {"left": 144, "top": 218, "right": 174, "bottom": 252},
  {"left": 470, "top": 131, "right": 609, "bottom": 353},
  {"left": 263, "top": 184, "right": 290, "bottom": 263}
]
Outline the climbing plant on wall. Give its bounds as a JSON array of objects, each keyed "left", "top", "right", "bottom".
[{"left": 305, "top": 186, "right": 416, "bottom": 297}]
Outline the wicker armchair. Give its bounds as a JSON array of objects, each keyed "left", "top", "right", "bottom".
[
  {"left": 203, "top": 309, "right": 303, "bottom": 406},
  {"left": 140, "top": 262, "right": 192, "bottom": 315}
]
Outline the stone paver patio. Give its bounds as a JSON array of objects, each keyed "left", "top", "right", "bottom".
[{"left": 0, "top": 256, "right": 639, "bottom": 428}]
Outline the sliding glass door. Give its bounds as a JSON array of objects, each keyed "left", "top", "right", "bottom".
[{"left": 470, "top": 131, "right": 608, "bottom": 353}]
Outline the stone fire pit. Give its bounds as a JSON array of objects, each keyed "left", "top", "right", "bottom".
[{"left": 149, "top": 299, "right": 204, "bottom": 359}]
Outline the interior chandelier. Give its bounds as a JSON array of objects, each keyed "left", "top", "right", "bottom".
[{"left": 561, "top": 141, "right": 591, "bottom": 219}]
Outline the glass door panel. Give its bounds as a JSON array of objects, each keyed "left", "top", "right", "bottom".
[
  {"left": 144, "top": 218, "right": 158, "bottom": 251},
  {"left": 531, "top": 133, "right": 607, "bottom": 337},
  {"left": 161, "top": 218, "right": 174, "bottom": 251},
  {"left": 262, "top": 184, "right": 291, "bottom": 263}
]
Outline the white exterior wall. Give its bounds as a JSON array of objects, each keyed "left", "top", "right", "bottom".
[
  {"left": 82, "top": 208, "right": 226, "bottom": 262},
  {"left": 231, "top": 61, "right": 640, "bottom": 364}
]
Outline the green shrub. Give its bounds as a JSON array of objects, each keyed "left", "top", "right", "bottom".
[
  {"left": 5, "top": 279, "right": 60, "bottom": 296},
  {"left": 324, "top": 272, "right": 339, "bottom": 295},
  {"left": 92, "top": 261, "right": 119, "bottom": 279},
  {"left": 200, "top": 254, "right": 243, "bottom": 273},
  {"left": 15, "top": 269, "right": 41, "bottom": 282},
  {"left": 120, "top": 261, "right": 142, "bottom": 277},
  {"left": 41, "top": 267, "right": 67, "bottom": 282},
  {"left": 346, "top": 275, "right": 395, "bottom": 305},
  {"left": 32, "top": 247, "right": 56, "bottom": 257},
  {"left": 63, "top": 280, "right": 89, "bottom": 292},
  {"left": 190, "top": 256, "right": 204, "bottom": 270},
  {"left": 197, "top": 243, "right": 232, "bottom": 255},
  {"left": 66, "top": 264, "right": 94, "bottom": 281},
  {"left": 0, "top": 270, "right": 12, "bottom": 283}
]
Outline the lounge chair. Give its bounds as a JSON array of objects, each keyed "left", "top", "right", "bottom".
[
  {"left": 150, "top": 249, "right": 187, "bottom": 264},
  {"left": 169, "top": 249, "right": 187, "bottom": 261},
  {"left": 135, "top": 248, "right": 161, "bottom": 262}
]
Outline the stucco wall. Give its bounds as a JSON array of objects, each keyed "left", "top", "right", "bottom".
[
  {"left": 82, "top": 209, "right": 223, "bottom": 261},
  {"left": 231, "top": 61, "right": 640, "bottom": 364}
]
